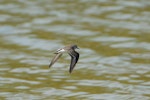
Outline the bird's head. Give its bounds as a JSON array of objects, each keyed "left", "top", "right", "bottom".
[{"left": 71, "top": 44, "right": 79, "bottom": 49}]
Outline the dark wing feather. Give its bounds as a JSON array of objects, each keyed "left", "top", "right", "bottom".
[
  {"left": 68, "top": 50, "right": 79, "bottom": 73},
  {"left": 49, "top": 53, "right": 62, "bottom": 68}
]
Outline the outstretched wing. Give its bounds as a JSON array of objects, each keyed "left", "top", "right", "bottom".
[
  {"left": 68, "top": 50, "right": 79, "bottom": 73},
  {"left": 49, "top": 53, "right": 63, "bottom": 68}
]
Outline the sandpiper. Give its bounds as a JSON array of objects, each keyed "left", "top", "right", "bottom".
[{"left": 49, "top": 44, "right": 79, "bottom": 73}]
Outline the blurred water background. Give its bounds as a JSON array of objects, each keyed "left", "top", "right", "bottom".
[{"left": 0, "top": 0, "right": 150, "bottom": 100}]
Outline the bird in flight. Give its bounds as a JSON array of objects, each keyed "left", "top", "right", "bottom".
[{"left": 49, "top": 44, "right": 79, "bottom": 73}]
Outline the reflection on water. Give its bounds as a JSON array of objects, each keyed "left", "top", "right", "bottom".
[{"left": 0, "top": 0, "right": 150, "bottom": 100}]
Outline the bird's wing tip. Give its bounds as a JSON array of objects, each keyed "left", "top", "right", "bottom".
[{"left": 69, "top": 69, "right": 72, "bottom": 73}]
